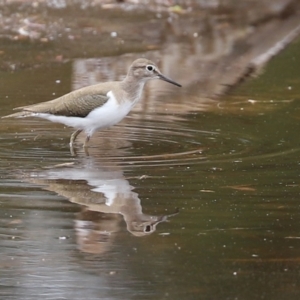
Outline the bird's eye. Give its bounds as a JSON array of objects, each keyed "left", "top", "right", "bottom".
[{"left": 146, "top": 65, "right": 154, "bottom": 72}]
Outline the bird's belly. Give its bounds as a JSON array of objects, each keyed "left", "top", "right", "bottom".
[
  {"left": 86, "top": 105, "right": 131, "bottom": 129},
  {"left": 86, "top": 100, "right": 132, "bottom": 132}
]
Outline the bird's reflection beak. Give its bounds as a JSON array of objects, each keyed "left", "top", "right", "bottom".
[{"left": 158, "top": 73, "right": 182, "bottom": 87}]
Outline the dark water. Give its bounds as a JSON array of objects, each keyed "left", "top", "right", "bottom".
[{"left": 1, "top": 26, "right": 300, "bottom": 300}]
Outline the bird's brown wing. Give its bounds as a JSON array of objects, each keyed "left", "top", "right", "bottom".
[{"left": 12, "top": 86, "right": 110, "bottom": 118}]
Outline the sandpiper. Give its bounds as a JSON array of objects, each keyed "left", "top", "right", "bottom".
[{"left": 2, "top": 58, "right": 181, "bottom": 150}]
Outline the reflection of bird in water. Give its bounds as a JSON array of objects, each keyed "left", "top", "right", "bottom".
[
  {"left": 25, "top": 162, "right": 178, "bottom": 254},
  {"left": 75, "top": 208, "right": 179, "bottom": 253},
  {"left": 121, "top": 205, "right": 179, "bottom": 237}
]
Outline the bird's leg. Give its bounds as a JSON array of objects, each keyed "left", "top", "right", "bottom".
[
  {"left": 69, "top": 129, "right": 82, "bottom": 156},
  {"left": 70, "top": 146, "right": 77, "bottom": 157},
  {"left": 70, "top": 129, "right": 82, "bottom": 147},
  {"left": 83, "top": 135, "right": 91, "bottom": 156},
  {"left": 83, "top": 135, "right": 90, "bottom": 148}
]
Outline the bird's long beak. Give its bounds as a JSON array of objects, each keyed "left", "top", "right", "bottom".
[{"left": 158, "top": 73, "right": 182, "bottom": 87}]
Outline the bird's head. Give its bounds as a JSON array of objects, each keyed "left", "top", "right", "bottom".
[{"left": 128, "top": 58, "right": 181, "bottom": 87}]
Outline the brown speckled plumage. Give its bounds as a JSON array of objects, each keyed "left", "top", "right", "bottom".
[{"left": 4, "top": 82, "right": 120, "bottom": 118}]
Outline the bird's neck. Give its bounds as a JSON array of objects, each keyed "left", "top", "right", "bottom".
[{"left": 121, "top": 76, "right": 146, "bottom": 104}]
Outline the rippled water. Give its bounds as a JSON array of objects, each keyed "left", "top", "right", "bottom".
[{"left": 1, "top": 38, "right": 300, "bottom": 300}]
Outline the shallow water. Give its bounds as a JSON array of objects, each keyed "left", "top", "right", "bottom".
[{"left": 1, "top": 18, "right": 300, "bottom": 300}]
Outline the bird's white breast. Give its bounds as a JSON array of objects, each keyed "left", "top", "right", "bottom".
[
  {"left": 36, "top": 91, "right": 134, "bottom": 136},
  {"left": 84, "top": 91, "right": 133, "bottom": 135}
]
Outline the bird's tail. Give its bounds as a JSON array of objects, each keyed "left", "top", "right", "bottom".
[{"left": 2, "top": 111, "right": 33, "bottom": 119}]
